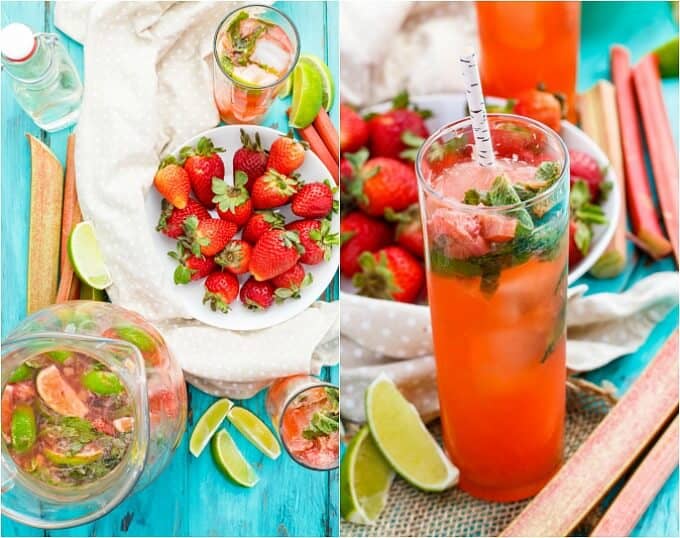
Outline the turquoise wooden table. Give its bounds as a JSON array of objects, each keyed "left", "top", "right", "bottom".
[
  {"left": 1, "top": 1, "right": 339, "bottom": 536},
  {"left": 577, "top": 2, "right": 678, "bottom": 536}
]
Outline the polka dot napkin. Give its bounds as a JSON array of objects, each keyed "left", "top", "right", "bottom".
[
  {"left": 55, "top": 1, "right": 338, "bottom": 399},
  {"left": 340, "top": 272, "right": 678, "bottom": 423}
]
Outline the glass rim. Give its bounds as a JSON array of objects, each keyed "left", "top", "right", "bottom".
[
  {"left": 414, "top": 113, "right": 570, "bottom": 214},
  {"left": 212, "top": 4, "right": 300, "bottom": 91},
  {"left": 278, "top": 380, "right": 339, "bottom": 471}
]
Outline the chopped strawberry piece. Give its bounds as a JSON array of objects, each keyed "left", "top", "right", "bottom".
[
  {"left": 430, "top": 209, "right": 491, "bottom": 259},
  {"left": 478, "top": 213, "right": 517, "bottom": 243}
]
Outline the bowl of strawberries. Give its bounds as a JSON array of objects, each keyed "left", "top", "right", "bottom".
[
  {"left": 339, "top": 91, "right": 619, "bottom": 304},
  {"left": 148, "top": 125, "right": 340, "bottom": 331}
]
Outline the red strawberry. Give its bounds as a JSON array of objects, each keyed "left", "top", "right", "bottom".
[
  {"left": 340, "top": 104, "right": 370, "bottom": 153},
  {"left": 249, "top": 229, "right": 304, "bottom": 281},
  {"left": 203, "top": 271, "right": 240, "bottom": 313},
  {"left": 168, "top": 242, "right": 216, "bottom": 284},
  {"left": 340, "top": 157, "right": 353, "bottom": 188},
  {"left": 233, "top": 129, "right": 268, "bottom": 192},
  {"left": 181, "top": 137, "right": 226, "bottom": 209},
  {"left": 181, "top": 216, "right": 237, "bottom": 257},
  {"left": 149, "top": 389, "right": 179, "bottom": 418},
  {"left": 212, "top": 171, "right": 253, "bottom": 228},
  {"left": 242, "top": 210, "right": 286, "bottom": 244},
  {"left": 424, "top": 135, "right": 472, "bottom": 174},
  {"left": 251, "top": 169, "right": 300, "bottom": 209},
  {"left": 271, "top": 263, "right": 312, "bottom": 301},
  {"left": 569, "top": 149, "right": 604, "bottom": 200},
  {"left": 215, "top": 239, "right": 252, "bottom": 275},
  {"left": 240, "top": 277, "right": 275, "bottom": 310},
  {"left": 353, "top": 246, "right": 424, "bottom": 303},
  {"left": 368, "top": 91, "right": 430, "bottom": 159},
  {"left": 286, "top": 219, "right": 339, "bottom": 265},
  {"left": 491, "top": 119, "right": 544, "bottom": 160},
  {"left": 291, "top": 180, "right": 337, "bottom": 218},
  {"left": 91, "top": 418, "right": 115, "bottom": 436},
  {"left": 340, "top": 211, "right": 392, "bottom": 277},
  {"left": 513, "top": 89, "right": 563, "bottom": 133},
  {"left": 346, "top": 150, "right": 418, "bottom": 216},
  {"left": 385, "top": 204, "right": 424, "bottom": 258},
  {"left": 154, "top": 160, "right": 191, "bottom": 209},
  {"left": 156, "top": 199, "right": 211, "bottom": 239},
  {"left": 267, "top": 134, "right": 308, "bottom": 176}
]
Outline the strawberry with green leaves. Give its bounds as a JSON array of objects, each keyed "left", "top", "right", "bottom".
[
  {"left": 271, "top": 263, "right": 312, "bottom": 302},
  {"left": 154, "top": 158, "right": 191, "bottom": 209},
  {"left": 569, "top": 178, "right": 607, "bottom": 268},
  {"left": 240, "top": 277, "right": 275, "bottom": 310},
  {"left": 215, "top": 239, "right": 252, "bottom": 275},
  {"left": 385, "top": 203, "right": 424, "bottom": 258},
  {"left": 340, "top": 104, "right": 369, "bottom": 153},
  {"left": 233, "top": 129, "right": 268, "bottom": 192},
  {"left": 180, "top": 137, "right": 226, "bottom": 209},
  {"left": 267, "top": 133, "right": 308, "bottom": 176},
  {"left": 203, "top": 271, "right": 240, "bottom": 313},
  {"left": 340, "top": 211, "right": 392, "bottom": 277},
  {"left": 242, "top": 210, "right": 285, "bottom": 244},
  {"left": 286, "top": 219, "right": 339, "bottom": 265},
  {"left": 353, "top": 246, "right": 424, "bottom": 303},
  {"left": 513, "top": 88, "right": 563, "bottom": 133},
  {"left": 168, "top": 242, "right": 216, "bottom": 285},
  {"left": 346, "top": 149, "right": 418, "bottom": 216},
  {"left": 251, "top": 169, "right": 300, "bottom": 209},
  {"left": 249, "top": 229, "right": 304, "bottom": 281},
  {"left": 181, "top": 216, "right": 237, "bottom": 257},
  {"left": 156, "top": 199, "right": 210, "bottom": 239},
  {"left": 291, "top": 180, "right": 338, "bottom": 219},
  {"left": 212, "top": 171, "right": 252, "bottom": 228}
]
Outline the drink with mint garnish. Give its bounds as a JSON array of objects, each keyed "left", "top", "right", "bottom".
[{"left": 415, "top": 114, "right": 569, "bottom": 502}]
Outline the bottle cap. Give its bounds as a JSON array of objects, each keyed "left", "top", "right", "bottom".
[{"left": 1, "top": 23, "right": 36, "bottom": 62}]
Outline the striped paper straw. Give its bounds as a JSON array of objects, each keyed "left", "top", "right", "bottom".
[{"left": 460, "top": 50, "right": 495, "bottom": 167}]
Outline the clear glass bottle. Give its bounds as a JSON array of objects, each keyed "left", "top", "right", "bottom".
[{"left": 1, "top": 23, "right": 83, "bottom": 132}]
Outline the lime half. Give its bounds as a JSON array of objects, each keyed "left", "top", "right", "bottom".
[
  {"left": 212, "top": 429, "right": 259, "bottom": 488},
  {"left": 227, "top": 406, "right": 280, "bottom": 460},
  {"left": 190, "top": 398, "right": 233, "bottom": 457},
  {"left": 300, "top": 54, "right": 335, "bottom": 111},
  {"left": 68, "top": 222, "right": 112, "bottom": 290},
  {"left": 340, "top": 425, "right": 395, "bottom": 524},
  {"left": 366, "top": 375, "right": 458, "bottom": 492},
  {"left": 289, "top": 59, "right": 323, "bottom": 129}
]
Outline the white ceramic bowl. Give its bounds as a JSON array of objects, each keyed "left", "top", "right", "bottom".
[
  {"left": 145, "top": 125, "right": 340, "bottom": 331},
  {"left": 358, "top": 93, "right": 620, "bottom": 286}
]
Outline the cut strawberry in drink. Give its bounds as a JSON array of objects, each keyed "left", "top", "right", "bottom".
[
  {"left": 478, "top": 213, "right": 517, "bottom": 243},
  {"left": 430, "top": 209, "right": 490, "bottom": 259}
]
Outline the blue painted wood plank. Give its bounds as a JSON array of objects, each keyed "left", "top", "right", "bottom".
[{"left": 2, "top": 1, "right": 338, "bottom": 536}]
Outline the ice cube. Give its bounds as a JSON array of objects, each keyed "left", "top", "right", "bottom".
[
  {"left": 232, "top": 64, "right": 278, "bottom": 86},
  {"left": 250, "top": 39, "right": 291, "bottom": 74}
]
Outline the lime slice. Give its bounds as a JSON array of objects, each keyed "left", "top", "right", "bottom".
[
  {"left": 11, "top": 405, "right": 36, "bottom": 453},
  {"left": 44, "top": 447, "right": 103, "bottom": 465},
  {"left": 279, "top": 72, "right": 294, "bottom": 99},
  {"left": 289, "top": 59, "right": 323, "bottom": 129},
  {"left": 365, "top": 375, "right": 458, "bottom": 491},
  {"left": 190, "top": 398, "right": 233, "bottom": 457},
  {"left": 68, "top": 222, "right": 112, "bottom": 290},
  {"left": 340, "top": 425, "right": 395, "bottom": 524},
  {"left": 227, "top": 406, "right": 280, "bottom": 460},
  {"left": 212, "top": 429, "right": 259, "bottom": 487},
  {"left": 300, "top": 53, "right": 335, "bottom": 111},
  {"left": 79, "top": 283, "right": 106, "bottom": 301},
  {"left": 654, "top": 36, "right": 679, "bottom": 78},
  {"left": 36, "top": 365, "right": 89, "bottom": 417}
]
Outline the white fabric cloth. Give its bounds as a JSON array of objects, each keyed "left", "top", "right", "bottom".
[
  {"left": 341, "top": 272, "right": 679, "bottom": 422},
  {"left": 55, "top": 1, "right": 338, "bottom": 398}
]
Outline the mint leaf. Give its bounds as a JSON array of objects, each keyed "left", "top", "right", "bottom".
[
  {"left": 576, "top": 203, "right": 607, "bottom": 225},
  {"left": 574, "top": 220, "right": 592, "bottom": 255},
  {"left": 534, "top": 161, "right": 561, "bottom": 186},
  {"left": 570, "top": 180, "right": 591, "bottom": 211},
  {"left": 302, "top": 409, "right": 339, "bottom": 440},
  {"left": 488, "top": 175, "right": 534, "bottom": 234}
]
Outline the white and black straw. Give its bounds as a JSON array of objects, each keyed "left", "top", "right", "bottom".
[{"left": 460, "top": 50, "right": 496, "bottom": 167}]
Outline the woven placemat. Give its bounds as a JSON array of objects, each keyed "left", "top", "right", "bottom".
[{"left": 341, "top": 383, "right": 615, "bottom": 537}]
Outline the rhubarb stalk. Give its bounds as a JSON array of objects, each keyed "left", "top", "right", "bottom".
[
  {"left": 26, "top": 135, "right": 64, "bottom": 313},
  {"left": 579, "top": 81, "right": 628, "bottom": 277},
  {"left": 633, "top": 53, "right": 679, "bottom": 264},
  {"left": 610, "top": 46, "right": 672, "bottom": 259},
  {"left": 501, "top": 330, "right": 679, "bottom": 537},
  {"left": 591, "top": 416, "right": 679, "bottom": 537}
]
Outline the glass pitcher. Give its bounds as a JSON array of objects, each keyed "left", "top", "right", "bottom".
[{"left": 1, "top": 301, "right": 187, "bottom": 529}]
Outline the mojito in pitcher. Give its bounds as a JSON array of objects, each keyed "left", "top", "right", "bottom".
[{"left": 415, "top": 115, "right": 569, "bottom": 501}]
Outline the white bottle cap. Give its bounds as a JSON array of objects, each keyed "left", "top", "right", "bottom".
[{"left": 1, "top": 23, "right": 36, "bottom": 61}]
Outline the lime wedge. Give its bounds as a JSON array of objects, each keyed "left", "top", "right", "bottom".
[
  {"left": 190, "top": 398, "right": 233, "bottom": 457},
  {"left": 212, "top": 429, "right": 259, "bottom": 487},
  {"left": 654, "top": 36, "right": 679, "bottom": 78},
  {"left": 300, "top": 53, "right": 335, "bottom": 111},
  {"left": 79, "top": 283, "right": 106, "bottom": 301},
  {"left": 279, "top": 72, "right": 294, "bottom": 99},
  {"left": 68, "top": 222, "right": 112, "bottom": 290},
  {"left": 227, "top": 406, "right": 280, "bottom": 460},
  {"left": 340, "top": 425, "right": 395, "bottom": 524},
  {"left": 365, "top": 375, "right": 458, "bottom": 492},
  {"left": 289, "top": 59, "right": 323, "bottom": 129}
]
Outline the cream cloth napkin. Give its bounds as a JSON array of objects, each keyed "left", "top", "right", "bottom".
[
  {"left": 341, "top": 272, "right": 679, "bottom": 422},
  {"left": 54, "top": 1, "right": 338, "bottom": 398}
]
